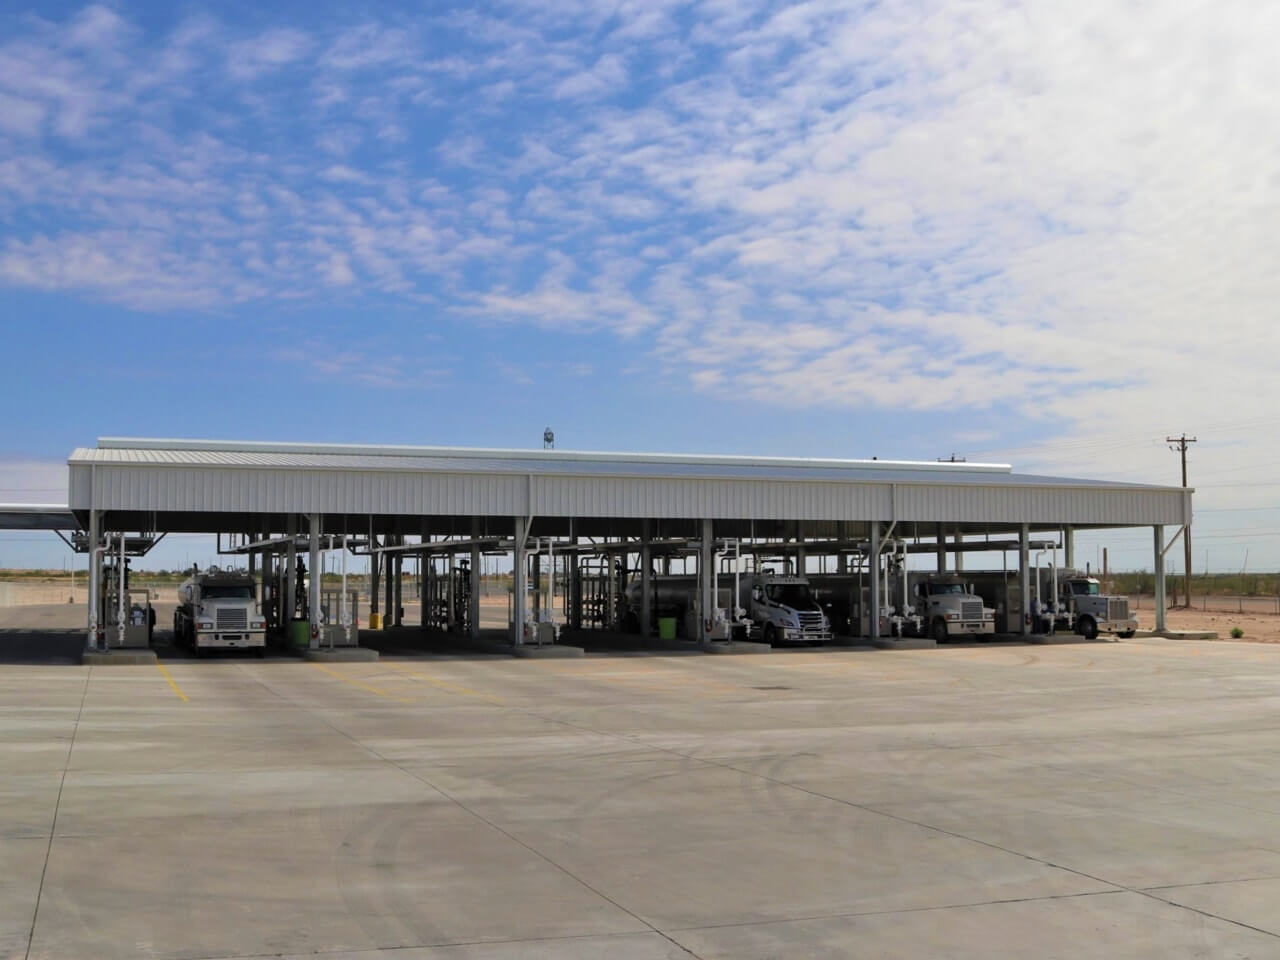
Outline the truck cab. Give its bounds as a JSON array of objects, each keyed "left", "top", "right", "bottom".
[
  {"left": 1061, "top": 575, "right": 1138, "bottom": 639},
  {"left": 743, "top": 575, "right": 831, "bottom": 645},
  {"left": 916, "top": 575, "right": 995, "bottom": 642},
  {"left": 175, "top": 569, "right": 267, "bottom": 655}
]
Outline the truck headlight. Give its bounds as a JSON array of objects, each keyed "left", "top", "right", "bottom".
[
  {"left": 945, "top": 613, "right": 959, "bottom": 621},
  {"left": 250, "top": 619, "right": 264, "bottom": 629},
  {"left": 198, "top": 620, "right": 213, "bottom": 630},
  {"left": 984, "top": 612, "right": 994, "bottom": 620}
]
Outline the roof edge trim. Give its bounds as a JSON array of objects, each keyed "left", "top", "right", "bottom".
[{"left": 93, "top": 437, "right": 1014, "bottom": 474}]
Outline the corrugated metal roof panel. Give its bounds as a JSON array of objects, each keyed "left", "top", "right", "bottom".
[
  {"left": 66, "top": 438, "right": 1191, "bottom": 526},
  {"left": 69, "top": 442, "right": 1174, "bottom": 492}
]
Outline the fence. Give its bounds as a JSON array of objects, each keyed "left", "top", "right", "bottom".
[{"left": 1130, "top": 594, "right": 1280, "bottom": 615}]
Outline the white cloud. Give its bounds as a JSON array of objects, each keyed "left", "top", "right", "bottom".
[
  {"left": 324, "top": 252, "right": 355, "bottom": 286},
  {"left": 65, "top": 5, "right": 129, "bottom": 52},
  {"left": 227, "top": 28, "right": 310, "bottom": 80},
  {"left": 554, "top": 53, "right": 627, "bottom": 99},
  {"left": 0, "top": 92, "right": 44, "bottom": 136},
  {"left": 321, "top": 24, "right": 415, "bottom": 70}
]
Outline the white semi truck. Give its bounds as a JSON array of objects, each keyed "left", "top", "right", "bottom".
[
  {"left": 739, "top": 574, "right": 832, "bottom": 645},
  {"left": 967, "top": 569, "right": 1137, "bottom": 638},
  {"left": 1059, "top": 571, "right": 1138, "bottom": 639},
  {"left": 174, "top": 567, "right": 267, "bottom": 656},
  {"left": 909, "top": 573, "right": 996, "bottom": 642}
]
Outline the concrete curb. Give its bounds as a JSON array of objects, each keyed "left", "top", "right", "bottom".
[
  {"left": 305, "top": 647, "right": 380, "bottom": 662},
  {"left": 513, "top": 644, "right": 585, "bottom": 659},
  {"left": 871, "top": 637, "right": 937, "bottom": 650},
  {"left": 1025, "top": 633, "right": 1101, "bottom": 644},
  {"left": 1137, "top": 630, "right": 1220, "bottom": 640},
  {"left": 698, "top": 641, "right": 772, "bottom": 655},
  {"left": 82, "top": 649, "right": 158, "bottom": 665}
]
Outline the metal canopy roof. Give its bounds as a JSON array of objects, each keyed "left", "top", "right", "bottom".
[
  {"left": 67, "top": 437, "right": 1192, "bottom": 531},
  {"left": 0, "top": 503, "right": 78, "bottom": 531}
]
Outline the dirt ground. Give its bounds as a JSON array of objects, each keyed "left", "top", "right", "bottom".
[{"left": 1160, "top": 606, "right": 1280, "bottom": 643}]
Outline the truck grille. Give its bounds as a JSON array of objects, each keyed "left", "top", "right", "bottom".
[
  {"left": 796, "top": 611, "right": 830, "bottom": 638},
  {"left": 961, "top": 600, "right": 983, "bottom": 621},
  {"left": 1108, "top": 598, "right": 1129, "bottom": 622},
  {"left": 216, "top": 608, "right": 248, "bottom": 630}
]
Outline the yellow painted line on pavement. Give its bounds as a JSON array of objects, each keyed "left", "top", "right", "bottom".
[
  {"left": 155, "top": 663, "right": 189, "bottom": 702},
  {"left": 310, "top": 663, "right": 414, "bottom": 703},
  {"left": 382, "top": 662, "right": 505, "bottom": 705}
]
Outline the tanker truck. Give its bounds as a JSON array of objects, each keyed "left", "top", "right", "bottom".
[
  {"left": 623, "top": 571, "right": 831, "bottom": 644},
  {"left": 622, "top": 576, "right": 749, "bottom": 641},
  {"left": 957, "top": 569, "right": 1135, "bottom": 639},
  {"left": 173, "top": 567, "right": 267, "bottom": 656}
]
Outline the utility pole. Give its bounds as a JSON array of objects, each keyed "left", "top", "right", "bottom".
[{"left": 1167, "top": 434, "right": 1197, "bottom": 609}]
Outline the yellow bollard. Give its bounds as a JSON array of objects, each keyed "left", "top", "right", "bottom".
[{"left": 369, "top": 612, "right": 382, "bottom": 630}]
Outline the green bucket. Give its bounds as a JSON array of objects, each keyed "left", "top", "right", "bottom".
[
  {"left": 288, "top": 619, "right": 311, "bottom": 649},
  {"left": 657, "top": 617, "right": 678, "bottom": 641}
]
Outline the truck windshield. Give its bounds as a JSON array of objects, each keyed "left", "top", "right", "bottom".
[
  {"left": 766, "top": 583, "right": 813, "bottom": 607},
  {"left": 1069, "top": 581, "right": 1100, "bottom": 596},
  {"left": 202, "top": 586, "right": 253, "bottom": 600},
  {"left": 927, "top": 583, "right": 966, "bottom": 595}
]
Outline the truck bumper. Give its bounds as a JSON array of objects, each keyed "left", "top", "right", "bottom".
[
  {"left": 1098, "top": 619, "right": 1139, "bottom": 635},
  {"left": 195, "top": 631, "right": 266, "bottom": 649},
  {"left": 947, "top": 621, "right": 995, "bottom": 637},
  {"left": 774, "top": 627, "right": 831, "bottom": 644}
]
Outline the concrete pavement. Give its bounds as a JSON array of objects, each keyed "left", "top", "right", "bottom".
[{"left": 1, "top": 636, "right": 1279, "bottom": 958}]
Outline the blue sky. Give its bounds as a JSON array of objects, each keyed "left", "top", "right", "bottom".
[{"left": 2, "top": 1, "right": 1279, "bottom": 573}]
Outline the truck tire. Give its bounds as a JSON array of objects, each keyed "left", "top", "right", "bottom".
[
  {"left": 1078, "top": 616, "right": 1098, "bottom": 640},
  {"left": 1118, "top": 630, "right": 1135, "bottom": 639},
  {"left": 931, "top": 618, "right": 949, "bottom": 644}
]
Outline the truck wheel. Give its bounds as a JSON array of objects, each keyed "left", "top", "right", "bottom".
[
  {"left": 1118, "top": 630, "right": 1134, "bottom": 639},
  {"left": 1078, "top": 616, "right": 1098, "bottom": 640},
  {"left": 931, "top": 618, "right": 949, "bottom": 644}
]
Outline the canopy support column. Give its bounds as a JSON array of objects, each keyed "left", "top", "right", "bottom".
[
  {"left": 640, "top": 520, "right": 652, "bottom": 639},
  {"left": 308, "top": 514, "right": 321, "bottom": 646},
  {"left": 87, "top": 509, "right": 100, "bottom": 650},
  {"left": 513, "top": 517, "right": 527, "bottom": 644},
  {"left": 1019, "top": 523, "right": 1031, "bottom": 636},
  {"left": 1154, "top": 526, "right": 1167, "bottom": 633},
  {"left": 869, "top": 521, "right": 881, "bottom": 641}
]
